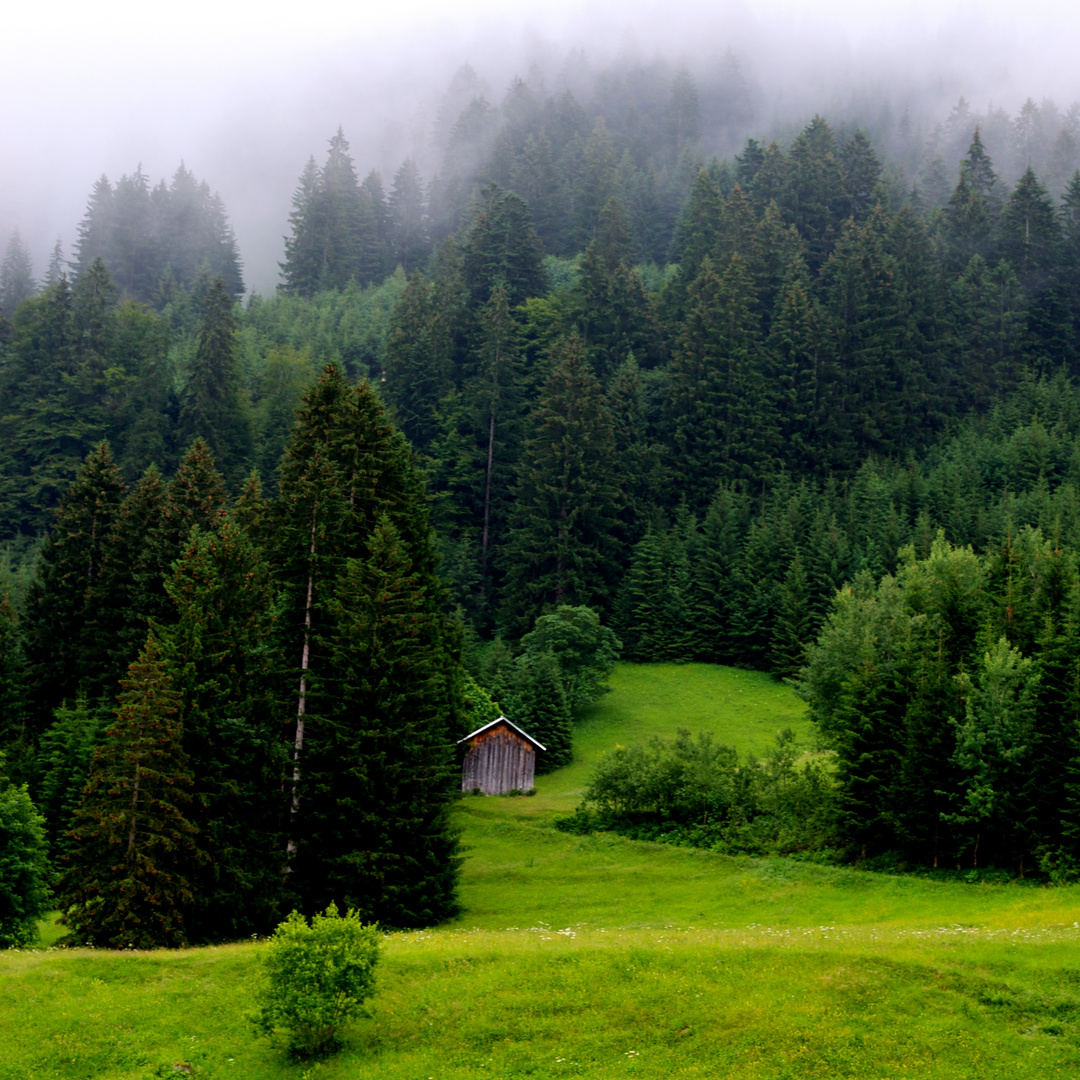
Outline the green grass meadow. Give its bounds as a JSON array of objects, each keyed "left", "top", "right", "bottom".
[{"left": 3, "top": 663, "right": 1080, "bottom": 1079}]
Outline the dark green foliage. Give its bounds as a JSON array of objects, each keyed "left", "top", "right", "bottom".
[
  {"left": 514, "top": 648, "right": 573, "bottom": 771},
  {"left": 297, "top": 517, "right": 461, "bottom": 926},
  {"left": 460, "top": 185, "right": 546, "bottom": 308},
  {"left": 272, "top": 367, "right": 460, "bottom": 923},
  {"left": 35, "top": 695, "right": 110, "bottom": 858},
  {"left": 945, "top": 128, "right": 1001, "bottom": 270},
  {"left": 177, "top": 279, "right": 252, "bottom": 487},
  {"left": 156, "top": 520, "right": 285, "bottom": 941},
  {"left": 23, "top": 442, "right": 128, "bottom": 721},
  {"left": 769, "top": 552, "right": 814, "bottom": 678},
  {"left": 57, "top": 637, "right": 204, "bottom": 949},
  {"left": 501, "top": 337, "right": 623, "bottom": 631},
  {"left": 381, "top": 273, "right": 451, "bottom": 452},
  {"left": 281, "top": 132, "right": 400, "bottom": 297},
  {"left": 0, "top": 592, "right": 31, "bottom": 782},
  {"left": 617, "top": 520, "right": 694, "bottom": 662}
]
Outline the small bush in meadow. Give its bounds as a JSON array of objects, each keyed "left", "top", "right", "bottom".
[{"left": 253, "top": 904, "right": 380, "bottom": 1058}]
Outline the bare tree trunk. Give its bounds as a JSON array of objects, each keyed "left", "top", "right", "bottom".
[
  {"left": 127, "top": 758, "right": 141, "bottom": 855},
  {"left": 481, "top": 408, "right": 495, "bottom": 567},
  {"left": 286, "top": 502, "right": 318, "bottom": 859}
]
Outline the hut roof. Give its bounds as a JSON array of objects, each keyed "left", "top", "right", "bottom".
[{"left": 457, "top": 715, "right": 547, "bottom": 752}]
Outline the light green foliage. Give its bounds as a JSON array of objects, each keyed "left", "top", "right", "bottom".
[
  {"left": 253, "top": 905, "right": 380, "bottom": 1057},
  {"left": 577, "top": 727, "right": 837, "bottom": 856},
  {"left": 520, "top": 605, "right": 622, "bottom": 711},
  {"left": 950, "top": 637, "right": 1039, "bottom": 855},
  {"left": 459, "top": 670, "right": 501, "bottom": 732},
  {"left": 2, "top": 665, "right": 1080, "bottom": 1077},
  {"left": 0, "top": 766, "right": 50, "bottom": 947}
]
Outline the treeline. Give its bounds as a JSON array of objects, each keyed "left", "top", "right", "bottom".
[
  {"left": 9, "top": 62, "right": 1080, "bottom": 897},
  {"left": 9, "top": 109, "right": 1080, "bottom": 663},
  {"left": 3, "top": 369, "right": 471, "bottom": 946},
  {"left": 802, "top": 528, "right": 1080, "bottom": 877},
  {"left": 374, "top": 118, "right": 1080, "bottom": 645},
  {"left": 73, "top": 163, "right": 244, "bottom": 304}
]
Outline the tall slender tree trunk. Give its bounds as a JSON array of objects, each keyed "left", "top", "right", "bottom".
[
  {"left": 286, "top": 501, "right": 319, "bottom": 859},
  {"left": 481, "top": 408, "right": 496, "bottom": 566},
  {"left": 127, "top": 759, "right": 141, "bottom": 855}
]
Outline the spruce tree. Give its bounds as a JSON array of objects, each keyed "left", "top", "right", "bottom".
[
  {"left": 272, "top": 365, "right": 445, "bottom": 889},
  {"left": 156, "top": 520, "right": 285, "bottom": 939},
  {"left": 0, "top": 231, "right": 36, "bottom": 317},
  {"left": 177, "top": 278, "right": 251, "bottom": 487},
  {"left": 501, "top": 335, "right": 623, "bottom": 632},
  {"left": 388, "top": 158, "right": 429, "bottom": 273},
  {"left": 57, "top": 637, "right": 204, "bottom": 948},
  {"left": 23, "top": 443, "right": 128, "bottom": 723},
  {"left": 295, "top": 517, "right": 461, "bottom": 925}
]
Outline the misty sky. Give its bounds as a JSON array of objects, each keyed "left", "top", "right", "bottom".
[{"left": 2, "top": 0, "right": 1077, "bottom": 294}]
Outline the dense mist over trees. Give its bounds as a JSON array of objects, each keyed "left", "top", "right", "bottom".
[{"left": 9, "top": 21, "right": 1080, "bottom": 942}]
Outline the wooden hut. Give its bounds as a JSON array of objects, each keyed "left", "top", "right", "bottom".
[{"left": 458, "top": 717, "right": 546, "bottom": 795}]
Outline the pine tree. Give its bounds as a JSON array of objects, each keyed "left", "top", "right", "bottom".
[
  {"left": 178, "top": 278, "right": 251, "bottom": 487},
  {"left": 23, "top": 443, "right": 128, "bottom": 724},
  {"left": 0, "top": 593, "right": 31, "bottom": 782},
  {"left": 781, "top": 116, "right": 845, "bottom": 271},
  {"left": 501, "top": 335, "right": 623, "bottom": 632},
  {"left": 280, "top": 131, "right": 363, "bottom": 296},
  {"left": 769, "top": 551, "right": 815, "bottom": 678},
  {"left": 87, "top": 464, "right": 170, "bottom": 685},
  {"left": 155, "top": 438, "right": 230, "bottom": 580},
  {"left": 999, "top": 167, "right": 1060, "bottom": 292},
  {"left": 156, "top": 520, "right": 285, "bottom": 939},
  {"left": 356, "top": 170, "right": 392, "bottom": 285},
  {"left": 57, "top": 637, "right": 204, "bottom": 948},
  {"left": 839, "top": 130, "right": 883, "bottom": 220},
  {"left": 388, "top": 158, "right": 429, "bottom": 273},
  {"left": 0, "top": 231, "right": 36, "bottom": 317},
  {"left": 272, "top": 366, "right": 443, "bottom": 878},
  {"left": 467, "top": 285, "right": 524, "bottom": 613},
  {"left": 295, "top": 517, "right": 461, "bottom": 925},
  {"left": 946, "top": 128, "right": 1000, "bottom": 270},
  {"left": 381, "top": 272, "right": 448, "bottom": 452},
  {"left": 35, "top": 694, "right": 109, "bottom": 858},
  {"left": 280, "top": 156, "right": 323, "bottom": 298},
  {"left": 460, "top": 185, "right": 546, "bottom": 308}
]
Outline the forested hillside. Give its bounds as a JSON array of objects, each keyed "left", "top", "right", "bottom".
[{"left": 5, "top": 57, "right": 1080, "bottom": 947}]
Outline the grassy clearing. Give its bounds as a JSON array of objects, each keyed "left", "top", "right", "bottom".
[
  {"left": 516, "top": 662, "right": 810, "bottom": 817},
  {"left": 4, "top": 663, "right": 1079, "bottom": 1078}
]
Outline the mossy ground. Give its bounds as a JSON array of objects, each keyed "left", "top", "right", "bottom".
[{"left": 3, "top": 664, "right": 1078, "bottom": 1078}]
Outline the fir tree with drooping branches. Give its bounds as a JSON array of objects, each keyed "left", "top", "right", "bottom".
[{"left": 57, "top": 637, "right": 204, "bottom": 949}]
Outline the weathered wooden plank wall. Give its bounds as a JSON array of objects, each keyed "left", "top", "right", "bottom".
[{"left": 461, "top": 726, "right": 536, "bottom": 794}]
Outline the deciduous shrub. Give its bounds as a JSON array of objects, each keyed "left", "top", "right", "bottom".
[
  {"left": 0, "top": 769, "right": 50, "bottom": 947},
  {"left": 253, "top": 904, "right": 380, "bottom": 1058},
  {"left": 557, "top": 728, "right": 838, "bottom": 858}
]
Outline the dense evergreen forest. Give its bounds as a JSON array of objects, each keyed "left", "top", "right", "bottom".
[{"left": 5, "top": 56, "right": 1080, "bottom": 946}]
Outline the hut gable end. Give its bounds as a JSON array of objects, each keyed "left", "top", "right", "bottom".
[{"left": 459, "top": 716, "right": 545, "bottom": 795}]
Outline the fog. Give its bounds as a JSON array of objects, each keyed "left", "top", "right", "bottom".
[{"left": 3, "top": 0, "right": 1078, "bottom": 295}]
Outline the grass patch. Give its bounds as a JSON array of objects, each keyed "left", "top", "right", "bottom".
[
  {"left": 512, "top": 662, "right": 809, "bottom": 818},
  {"left": 6, "top": 663, "right": 1079, "bottom": 1078}
]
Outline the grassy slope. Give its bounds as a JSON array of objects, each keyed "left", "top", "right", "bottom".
[
  {"left": 3, "top": 664, "right": 1079, "bottom": 1079},
  {"left": 516, "top": 661, "right": 811, "bottom": 817}
]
